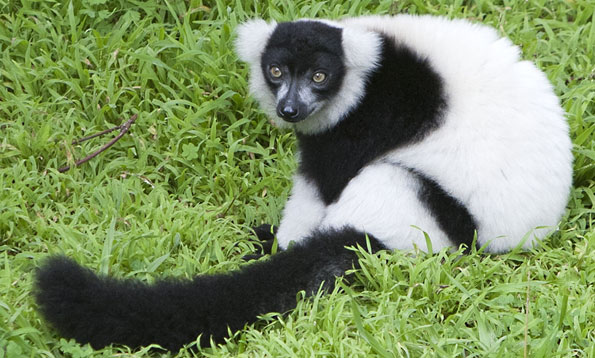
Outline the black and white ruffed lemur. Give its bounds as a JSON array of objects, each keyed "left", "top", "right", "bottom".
[{"left": 34, "top": 15, "right": 573, "bottom": 351}]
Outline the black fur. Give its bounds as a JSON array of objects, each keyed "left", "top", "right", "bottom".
[
  {"left": 297, "top": 36, "right": 447, "bottom": 205},
  {"left": 414, "top": 172, "right": 477, "bottom": 250},
  {"left": 243, "top": 224, "right": 278, "bottom": 260},
  {"left": 34, "top": 228, "right": 385, "bottom": 351},
  {"left": 261, "top": 21, "right": 346, "bottom": 103},
  {"left": 252, "top": 224, "right": 278, "bottom": 242}
]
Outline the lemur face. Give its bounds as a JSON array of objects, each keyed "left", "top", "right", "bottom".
[
  {"left": 236, "top": 18, "right": 381, "bottom": 134},
  {"left": 260, "top": 21, "right": 346, "bottom": 123}
]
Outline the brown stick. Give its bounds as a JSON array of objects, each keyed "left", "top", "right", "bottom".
[
  {"left": 71, "top": 125, "right": 122, "bottom": 145},
  {"left": 58, "top": 114, "right": 138, "bottom": 173}
]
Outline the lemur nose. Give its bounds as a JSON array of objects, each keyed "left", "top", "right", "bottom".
[{"left": 280, "top": 105, "right": 299, "bottom": 119}]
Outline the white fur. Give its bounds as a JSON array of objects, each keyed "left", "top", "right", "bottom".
[
  {"left": 235, "top": 19, "right": 277, "bottom": 65},
  {"left": 340, "top": 15, "right": 572, "bottom": 252},
  {"left": 235, "top": 19, "right": 280, "bottom": 124},
  {"left": 298, "top": 87, "right": 316, "bottom": 108},
  {"left": 277, "top": 83, "right": 289, "bottom": 101},
  {"left": 276, "top": 174, "right": 326, "bottom": 248},
  {"left": 321, "top": 163, "right": 452, "bottom": 251},
  {"left": 238, "top": 15, "right": 572, "bottom": 253}
]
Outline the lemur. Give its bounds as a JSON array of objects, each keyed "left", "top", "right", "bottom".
[{"left": 34, "top": 15, "right": 573, "bottom": 351}]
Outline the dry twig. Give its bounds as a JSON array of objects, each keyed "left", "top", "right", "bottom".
[{"left": 58, "top": 114, "right": 138, "bottom": 173}]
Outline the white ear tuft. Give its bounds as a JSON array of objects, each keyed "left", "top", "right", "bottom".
[
  {"left": 235, "top": 19, "right": 278, "bottom": 64},
  {"left": 341, "top": 27, "right": 382, "bottom": 69}
]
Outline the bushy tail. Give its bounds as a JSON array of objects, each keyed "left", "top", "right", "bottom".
[{"left": 34, "top": 227, "right": 385, "bottom": 351}]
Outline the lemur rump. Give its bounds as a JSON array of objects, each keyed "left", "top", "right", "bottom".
[{"left": 34, "top": 15, "right": 572, "bottom": 351}]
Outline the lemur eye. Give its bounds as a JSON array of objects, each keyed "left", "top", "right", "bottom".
[
  {"left": 270, "top": 66, "right": 282, "bottom": 78},
  {"left": 312, "top": 72, "right": 327, "bottom": 83}
]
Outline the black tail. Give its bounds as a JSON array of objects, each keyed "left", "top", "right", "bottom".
[{"left": 34, "top": 227, "right": 385, "bottom": 351}]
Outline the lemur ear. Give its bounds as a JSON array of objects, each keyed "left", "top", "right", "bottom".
[
  {"left": 235, "top": 19, "right": 278, "bottom": 64},
  {"left": 341, "top": 27, "right": 382, "bottom": 69}
]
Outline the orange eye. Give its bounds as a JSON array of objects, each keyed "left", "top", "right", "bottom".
[
  {"left": 312, "top": 72, "right": 326, "bottom": 83},
  {"left": 270, "top": 66, "right": 282, "bottom": 78}
]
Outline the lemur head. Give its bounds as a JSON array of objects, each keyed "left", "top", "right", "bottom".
[{"left": 236, "top": 19, "right": 382, "bottom": 135}]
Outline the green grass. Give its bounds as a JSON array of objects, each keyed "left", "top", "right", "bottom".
[{"left": 0, "top": 0, "right": 593, "bottom": 357}]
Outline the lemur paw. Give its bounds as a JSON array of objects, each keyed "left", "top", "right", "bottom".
[
  {"left": 251, "top": 224, "right": 278, "bottom": 242},
  {"left": 243, "top": 225, "right": 278, "bottom": 261}
]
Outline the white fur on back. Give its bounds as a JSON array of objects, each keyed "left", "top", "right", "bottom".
[{"left": 341, "top": 15, "right": 573, "bottom": 252}]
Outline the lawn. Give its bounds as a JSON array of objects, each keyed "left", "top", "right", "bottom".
[{"left": 0, "top": 0, "right": 593, "bottom": 357}]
